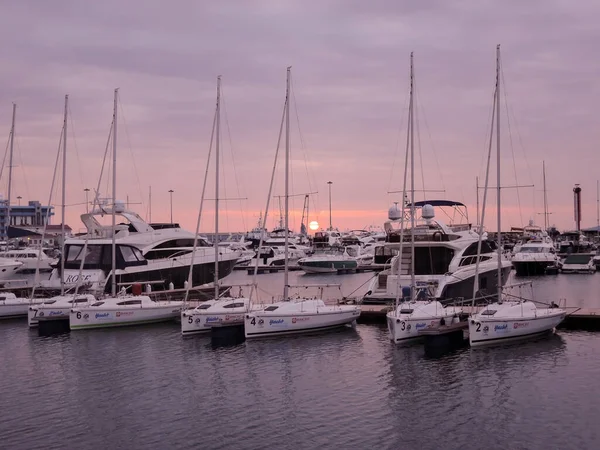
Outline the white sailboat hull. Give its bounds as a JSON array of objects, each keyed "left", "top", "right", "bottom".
[
  {"left": 70, "top": 303, "right": 182, "bottom": 330},
  {"left": 386, "top": 312, "right": 460, "bottom": 344},
  {"left": 0, "top": 297, "right": 41, "bottom": 319},
  {"left": 244, "top": 308, "right": 360, "bottom": 338},
  {"left": 469, "top": 310, "right": 566, "bottom": 347}
]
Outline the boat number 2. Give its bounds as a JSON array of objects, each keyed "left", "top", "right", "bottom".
[
  {"left": 400, "top": 321, "right": 406, "bottom": 331},
  {"left": 475, "top": 323, "right": 481, "bottom": 332},
  {"left": 250, "top": 318, "right": 256, "bottom": 325}
]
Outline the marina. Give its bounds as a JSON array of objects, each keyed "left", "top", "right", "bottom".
[{"left": 2, "top": 1, "right": 600, "bottom": 447}]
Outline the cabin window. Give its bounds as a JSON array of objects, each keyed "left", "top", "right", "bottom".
[
  {"left": 480, "top": 277, "right": 488, "bottom": 290},
  {"left": 74, "top": 298, "right": 90, "bottom": 303},
  {"left": 463, "top": 241, "right": 495, "bottom": 256},
  {"left": 153, "top": 239, "right": 204, "bottom": 249},
  {"left": 0, "top": 296, "right": 5, "bottom": 301},
  {"left": 116, "top": 299, "right": 143, "bottom": 306},
  {"left": 264, "top": 306, "right": 279, "bottom": 311},
  {"left": 120, "top": 246, "right": 141, "bottom": 262},
  {"left": 92, "top": 302, "right": 105, "bottom": 306},
  {"left": 198, "top": 304, "right": 211, "bottom": 310},
  {"left": 28, "top": 253, "right": 36, "bottom": 258},
  {"left": 400, "top": 308, "right": 414, "bottom": 314},
  {"left": 223, "top": 302, "right": 245, "bottom": 309},
  {"left": 43, "top": 300, "right": 57, "bottom": 304},
  {"left": 480, "top": 309, "right": 497, "bottom": 315},
  {"left": 66, "top": 244, "right": 103, "bottom": 265},
  {"left": 414, "top": 247, "right": 454, "bottom": 275},
  {"left": 116, "top": 299, "right": 143, "bottom": 305}
]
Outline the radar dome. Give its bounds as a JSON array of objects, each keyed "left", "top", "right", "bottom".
[
  {"left": 421, "top": 204, "right": 435, "bottom": 220},
  {"left": 114, "top": 200, "right": 126, "bottom": 213},
  {"left": 388, "top": 203, "right": 402, "bottom": 221}
]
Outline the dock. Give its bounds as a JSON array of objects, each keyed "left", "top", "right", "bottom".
[{"left": 238, "top": 264, "right": 383, "bottom": 275}]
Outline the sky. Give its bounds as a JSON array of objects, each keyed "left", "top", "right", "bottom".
[{"left": 1, "top": 0, "right": 599, "bottom": 234}]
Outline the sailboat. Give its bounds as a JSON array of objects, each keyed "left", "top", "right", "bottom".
[
  {"left": 181, "top": 76, "right": 254, "bottom": 336},
  {"left": 468, "top": 46, "right": 566, "bottom": 347},
  {"left": 244, "top": 67, "right": 360, "bottom": 339},
  {"left": 70, "top": 90, "right": 183, "bottom": 330},
  {"left": 385, "top": 53, "right": 462, "bottom": 344},
  {"left": 27, "top": 96, "right": 96, "bottom": 327},
  {"left": 0, "top": 103, "right": 31, "bottom": 318}
]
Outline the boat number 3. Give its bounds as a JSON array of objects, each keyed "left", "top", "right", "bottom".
[
  {"left": 76, "top": 312, "right": 82, "bottom": 320},
  {"left": 400, "top": 321, "right": 406, "bottom": 331},
  {"left": 188, "top": 317, "right": 193, "bottom": 324},
  {"left": 475, "top": 323, "right": 481, "bottom": 332},
  {"left": 250, "top": 318, "right": 256, "bottom": 325}
]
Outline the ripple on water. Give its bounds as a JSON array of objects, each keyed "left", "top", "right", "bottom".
[{"left": 1, "top": 272, "right": 600, "bottom": 450}]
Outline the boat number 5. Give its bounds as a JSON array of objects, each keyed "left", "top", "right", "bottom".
[
  {"left": 475, "top": 323, "right": 481, "bottom": 332},
  {"left": 188, "top": 317, "right": 193, "bottom": 324},
  {"left": 400, "top": 321, "right": 406, "bottom": 331}
]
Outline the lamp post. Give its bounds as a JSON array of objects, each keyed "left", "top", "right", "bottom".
[
  {"left": 16, "top": 196, "right": 21, "bottom": 206},
  {"left": 327, "top": 181, "right": 333, "bottom": 231},
  {"left": 168, "top": 189, "right": 174, "bottom": 224},
  {"left": 83, "top": 188, "right": 90, "bottom": 213}
]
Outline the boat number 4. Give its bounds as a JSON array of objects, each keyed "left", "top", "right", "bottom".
[{"left": 250, "top": 318, "right": 256, "bottom": 325}]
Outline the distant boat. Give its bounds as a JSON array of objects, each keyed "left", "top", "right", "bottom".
[{"left": 298, "top": 246, "right": 358, "bottom": 273}]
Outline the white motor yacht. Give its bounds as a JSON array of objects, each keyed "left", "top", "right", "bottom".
[
  {"left": 0, "top": 248, "right": 55, "bottom": 287},
  {"left": 363, "top": 201, "right": 511, "bottom": 306},
  {"left": 511, "top": 235, "right": 560, "bottom": 275},
  {"left": 40, "top": 203, "right": 240, "bottom": 295},
  {"left": 297, "top": 246, "right": 358, "bottom": 273},
  {"left": 0, "top": 257, "right": 23, "bottom": 284}
]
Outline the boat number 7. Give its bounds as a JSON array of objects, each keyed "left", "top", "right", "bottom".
[
  {"left": 400, "top": 321, "right": 406, "bottom": 331},
  {"left": 475, "top": 323, "right": 481, "bottom": 332}
]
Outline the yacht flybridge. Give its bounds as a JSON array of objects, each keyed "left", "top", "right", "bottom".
[
  {"left": 43, "top": 202, "right": 240, "bottom": 294},
  {"left": 364, "top": 200, "right": 512, "bottom": 305}
]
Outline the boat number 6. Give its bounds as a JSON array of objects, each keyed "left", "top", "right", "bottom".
[
  {"left": 76, "top": 312, "right": 81, "bottom": 320},
  {"left": 476, "top": 323, "right": 481, "bottom": 332},
  {"left": 400, "top": 321, "right": 406, "bottom": 331}
]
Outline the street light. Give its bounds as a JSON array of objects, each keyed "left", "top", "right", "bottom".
[
  {"left": 168, "top": 189, "right": 174, "bottom": 224},
  {"left": 327, "top": 181, "right": 333, "bottom": 231},
  {"left": 83, "top": 188, "right": 90, "bottom": 213},
  {"left": 16, "top": 196, "right": 21, "bottom": 206}
]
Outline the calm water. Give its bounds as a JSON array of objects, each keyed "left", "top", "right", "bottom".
[{"left": 1, "top": 271, "right": 600, "bottom": 450}]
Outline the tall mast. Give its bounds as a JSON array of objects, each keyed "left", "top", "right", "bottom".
[
  {"left": 6, "top": 103, "right": 16, "bottom": 250},
  {"left": 60, "top": 95, "right": 68, "bottom": 295},
  {"left": 476, "top": 176, "right": 480, "bottom": 229},
  {"left": 283, "top": 66, "right": 291, "bottom": 301},
  {"left": 542, "top": 161, "right": 548, "bottom": 231},
  {"left": 149, "top": 185, "right": 152, "bottom": 222},
  {"left": 214, "top": 76, "right": 221, "bottom": 301},
  {"left": 111, "top": 88, "right": 118, "bottom": 297},
  {"left": 495, "top": 45, "right": 502, "bottom": 301},
  {"left": 409, "top": 52, "right": 416, "bottom": 300}
]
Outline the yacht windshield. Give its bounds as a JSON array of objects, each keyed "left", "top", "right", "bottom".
[{"left": 520, "top": 246, "right": 547, "bottom": 253}]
